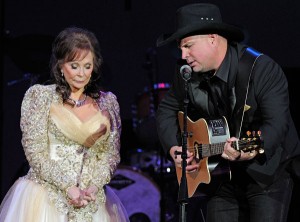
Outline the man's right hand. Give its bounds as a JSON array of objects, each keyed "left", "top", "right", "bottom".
[{"left": 170, "top": 145, "right": 199, "bottom": 172}]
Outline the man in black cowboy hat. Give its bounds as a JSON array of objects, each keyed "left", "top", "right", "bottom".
[{"left": 156, "top": 3, "right": 300, "bottom": 222}]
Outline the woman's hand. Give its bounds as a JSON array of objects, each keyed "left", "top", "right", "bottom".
[
  {"left": 82, "top": 185, "right": 98, "bottom": 202},
  {"left": 66, "top": 186, "right": 88, "bottom": 208}
]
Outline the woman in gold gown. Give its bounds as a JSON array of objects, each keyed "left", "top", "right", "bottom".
[{"left": 0, "top": 27, "right": 129, "bottom": 222}]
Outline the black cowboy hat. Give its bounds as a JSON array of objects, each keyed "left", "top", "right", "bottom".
[{"left": 157, "top": 3, "right": 244, "bottom": 47}]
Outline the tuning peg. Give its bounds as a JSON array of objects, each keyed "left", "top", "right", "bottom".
[
  {"left": 246, "top": 131, "right": 251, "bottom": 137},
  {"left": 257, "top": 130, "right": 262, "bottom": 137}
]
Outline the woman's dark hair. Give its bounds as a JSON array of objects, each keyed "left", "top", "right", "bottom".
[{"left": 50, "top": 26, "right": 103, "bottom": 100}]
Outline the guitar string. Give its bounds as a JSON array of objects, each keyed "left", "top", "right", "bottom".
[{"left": 187, "top": 139, "right": 261, "bottom": 156}]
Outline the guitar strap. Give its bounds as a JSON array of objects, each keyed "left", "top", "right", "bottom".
[{"left": 231, "top": 47, "right": 263, "bottom": 138}]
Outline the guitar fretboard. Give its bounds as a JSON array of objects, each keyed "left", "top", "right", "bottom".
[
  {"left": 199, "top": 142, "right": 227, "bottom": 157},
  {"left": 194, "top": 140, "right": 253, "bottom": 158}
]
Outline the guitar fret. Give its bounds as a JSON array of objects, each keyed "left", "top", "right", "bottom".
[
  {"left": 201, "top": 144, "right": 210, "bottom": 157},
  {"left": 210, "top": 142, "right": 225, "bottom": 156},
  {"left": 200, "top": 142, "right": 225, "bottom": 157}
]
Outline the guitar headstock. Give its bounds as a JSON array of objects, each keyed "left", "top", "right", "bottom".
[{"left": 238, "top": 130, "right": 264, "bottom": 154}]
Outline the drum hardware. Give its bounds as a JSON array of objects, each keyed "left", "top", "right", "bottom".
[
  {"left": 131, "top": 82, "right": 170, "bottom": 147},
  {"left": 129, "top": 148, "right": 175, "bottom": 174},
  {"left": 108, "top": 166, "right": 161, "bottom": 222}
]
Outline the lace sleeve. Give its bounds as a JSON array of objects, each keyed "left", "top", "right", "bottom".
[
  {"left": 91, "top": 91, "right": 121, "bottom": 187},
  {"left": 21, "top": 85, "right": 76, "bottom": 190}
]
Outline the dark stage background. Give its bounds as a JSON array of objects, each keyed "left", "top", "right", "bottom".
[{"left": 1, "top": 0, "right": 300, "bottom": 221}]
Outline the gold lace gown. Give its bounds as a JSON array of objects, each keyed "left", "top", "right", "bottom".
[{"left": 0, "top": 84, "right": 129, "bottom": 222}]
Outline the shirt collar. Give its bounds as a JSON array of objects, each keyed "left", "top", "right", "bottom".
[{"left": 214, "top": 47, "right": 231, "bottom": 83}]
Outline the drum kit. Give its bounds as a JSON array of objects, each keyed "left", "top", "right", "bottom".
[
  {"left": 131, "top": 82, "right": 170, "bottom": 148},
  {"left": 130, "top": 82, "right": 174, "bottom": 176},
  {"left": 108, "top": 82, "right": 181, "bottom": 222}
]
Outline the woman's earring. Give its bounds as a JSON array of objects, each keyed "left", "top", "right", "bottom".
[{"left": 61, "top": 70, "right": 64, "bottom": 77}]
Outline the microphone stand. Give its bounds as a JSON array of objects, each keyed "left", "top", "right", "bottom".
[{"left": 177, "top": 70, "right": 191, "bottom": 222}]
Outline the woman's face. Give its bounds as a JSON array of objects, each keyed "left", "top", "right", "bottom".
[{"left": 61, "top": 50, "right": 94, "bottom": 92}]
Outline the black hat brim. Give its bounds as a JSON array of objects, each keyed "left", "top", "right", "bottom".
[{"left": 157, "top": 22, "right": 244, "bottom": 47}]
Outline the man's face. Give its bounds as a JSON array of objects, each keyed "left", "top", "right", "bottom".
[{"left": 179, "top": 34, "right": 217, "bottom": 73}]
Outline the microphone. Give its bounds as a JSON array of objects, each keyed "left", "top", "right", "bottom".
[{"left": 180, "top": 65, "right": 192, "bottom": 81}]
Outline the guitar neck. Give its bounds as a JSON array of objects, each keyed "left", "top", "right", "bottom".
[
  {"left": 199, "top": 138, "right": 262, "bottom": 158},
  {"left": 201, "top": 142, "right": 225, "bottom": 157}
]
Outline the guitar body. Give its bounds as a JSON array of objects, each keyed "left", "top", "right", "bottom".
[
  {"left": 193, "top": 156, "right": 231, "bottom": 197},
  {"left": 177, "top": 111, "right": 231, "bottom": 198}
]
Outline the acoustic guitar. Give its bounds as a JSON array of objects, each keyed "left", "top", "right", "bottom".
[{"left": 177, "top": 111, "right": 264, "bottom": 198}]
